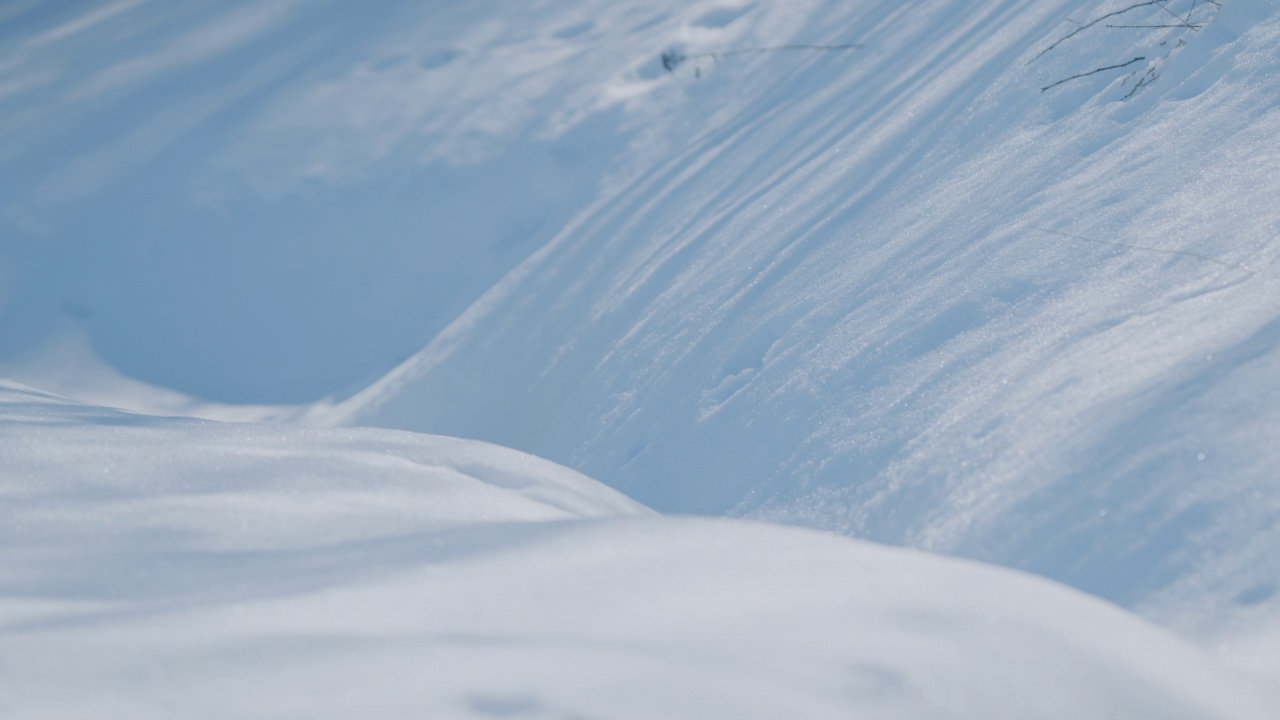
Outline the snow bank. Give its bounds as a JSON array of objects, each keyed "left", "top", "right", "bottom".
[
  {"left": 4, "top": 0, "right": 1280, "bottom": 693},
  {"left": 0, "top": 381, "right": 647, "bottom": 552},
  {"left": 334, "top": 0, "right": 1280, "bottom": 646},
  {"left": 2, "top": 386, "right": 1275, "bottom": 718}
]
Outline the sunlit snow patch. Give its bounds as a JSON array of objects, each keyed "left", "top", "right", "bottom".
[{"left": 1, "top": 382, "right": 1277, "bottom": 718}]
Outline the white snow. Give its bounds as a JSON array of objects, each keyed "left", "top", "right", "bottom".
[
  {"left": 2, "top": 384, "right": 1276, "bottom": 719},
  {"left": 330, "top": 0, "right": 1280, "bottom": 653},
  {"left": 0, "top": 380, "right": 647, "bottom": 542},
  {"left": 3, "top": 0, "right": 1280, "bottom": 715}
]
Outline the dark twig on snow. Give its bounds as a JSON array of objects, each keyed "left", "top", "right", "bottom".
[
  {"left": 1040, "top": 56, "right": 1146, "bottom": 92},
  {"left": 1031, "top": 0, "right": 1214, "bottom": 65},
  {"left": 1153, "top": 0, "right": 1199, "bottom": 29},
  {"left": 1121, "top": 63, "right": 1159, "bottom": 99},
  {"left": 1185, "top": 0, "right": 1223, "bottom": 22},
  {"left": 1028, "top": 1, "right": 1167, "bottom": 64},
  {"left": 1105, "top": 23, "right": 1203, "bottom": 29},
  {"left": 1033, "top": 1, "right": 1224, "bottom": 98},
  {"left": 662, "top": 43, "right": 863, "bottom": 75}
]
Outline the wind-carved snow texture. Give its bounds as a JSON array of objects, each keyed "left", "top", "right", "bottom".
[
  {"left": 334, "top": 0, "right": 1280, "bottom": 654},
  {"left": 3, "top": 0, "right": 1280, "bottom": 709},
  {"left": 2, "top": 384, "right": 1276, "bottom": 719}
]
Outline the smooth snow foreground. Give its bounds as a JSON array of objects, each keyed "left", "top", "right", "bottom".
[{"left": 1, "top": 383, "right": 1275, "bottom": 719}]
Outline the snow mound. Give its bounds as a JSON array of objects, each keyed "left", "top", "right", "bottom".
[
  {"left": 4, "top": 0, "right": 1280, "bottom": 695},
  {"left": 2, "top": 387, "right": 1275, "bottom": 718},
  {"left": 0, "top": 381, "right": 649, "bottom": 556}
]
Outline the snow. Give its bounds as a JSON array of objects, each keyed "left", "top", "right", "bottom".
[
  {"left": 3, "top": 0, "right": 1280, "bottom": 714},
  {"left": 3, "top": 384, "right": 1276, "bottom": 719},
  {"left": 0, "top": 381, "right": 647, "bottom": 541},
  {"left": 330, "top": 0, "right": 1280, "bottom": 651},
  {"left": 0, "top": 0, "right": 631, "bottom": 403}
]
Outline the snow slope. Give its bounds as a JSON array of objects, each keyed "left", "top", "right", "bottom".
[
  {"left": 0, "top": 0, "right": 634, "bottom": 403},
  {"left": 4, "top": 0, "right": 1280, "bottom": 708},
  {"left": 3, "top": 384, "right": 1277, "bottom": 719},
  {"left": 331, "top": 0, "right": 1280, "bottom": 647}
]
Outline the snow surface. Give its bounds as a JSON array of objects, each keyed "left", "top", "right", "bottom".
[
  {"left": 3, "top": 0, "right": 1280, "bottom": 714},
  {"left": 329, "top": 0, "right": 1280, "bottom": 650},
  {"left": 3, "top": 384, "right": 1277, "bottom": 719},
  {"left": 0, "top": 0, "right": 629, "bottom": 403}
]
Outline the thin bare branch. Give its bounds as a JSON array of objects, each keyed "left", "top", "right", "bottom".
[
  {"left": 1041, "top": 56, "right": 1146, "bottom": 92},
  {"left": 1029, "top": 1, "right": 1165, "bottom": 64},
  {"left": 1105, "top": 23, "right": 1203, "bottom": 29},
  {"left": 1153, "top": 0, "right": 1199, "bottom": 29}
]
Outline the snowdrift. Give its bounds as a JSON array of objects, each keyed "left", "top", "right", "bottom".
[
  {"left": 2, "top": 384, "right": 1275, "bottom": 719},
  {"left": 331, "top": 0, "right": 1280, "bottom": 646},
  {"left": 3, "top": 0, "right": 1280, "bottom": 709}
]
